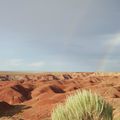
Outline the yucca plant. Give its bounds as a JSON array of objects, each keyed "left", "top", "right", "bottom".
[{"left": 51, "top": 90, "right": 113, "bottom": 120}]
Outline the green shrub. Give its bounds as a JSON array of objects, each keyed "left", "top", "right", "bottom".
[{"left": 51, "top": 90, "right": 113, "bottom": 120}]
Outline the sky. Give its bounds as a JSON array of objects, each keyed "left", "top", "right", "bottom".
[{"left": 0, "top": 0, "right": 120, "bottom": 72}]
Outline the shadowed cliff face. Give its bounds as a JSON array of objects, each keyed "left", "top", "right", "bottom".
[{"left": 0, "top": 72, "right": 120, "bottom": 120}]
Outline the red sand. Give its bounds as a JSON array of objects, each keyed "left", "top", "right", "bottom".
[{"left": 0, "top": 72, "right": 120, "bottom": 120}]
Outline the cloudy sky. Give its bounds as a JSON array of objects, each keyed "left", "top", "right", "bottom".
[{"left": 0, "top": 0, "right": 120, "bottom": 72}]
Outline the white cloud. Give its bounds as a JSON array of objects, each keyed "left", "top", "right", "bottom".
[
  {"left": 0, "top": 58, "right": 23, "bottom": 67},
  {"left": 0, "top": 59, "right": 45, "bottom": 68},
  {"left": 108, "top": 33, "right": 120, "bottom": 46},
  {"left": 28, "top": 61, "right": 45, "bottom": 67},
  {"left": 8, "top": 59, "right": 24, "bottom": 66}
]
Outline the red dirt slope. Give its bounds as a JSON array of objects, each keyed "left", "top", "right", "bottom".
[{"left": 0, "top": 72, "right": 120, "bottom": 120}]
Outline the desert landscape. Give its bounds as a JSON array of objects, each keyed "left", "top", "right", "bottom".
[
  {"left": 0, "top": 72, "right": 120, "bottom": 120},
  {"left": 0, "top": 0, "right": 120, "bottom": 119}
]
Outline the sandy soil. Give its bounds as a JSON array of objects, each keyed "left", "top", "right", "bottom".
[{"left": 0, "top": 72, "right": 120, "bottom": 120}]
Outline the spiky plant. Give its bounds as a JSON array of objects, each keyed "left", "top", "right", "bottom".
[{"left": 51, "top": 90, "right": 113, "bottom": 120}]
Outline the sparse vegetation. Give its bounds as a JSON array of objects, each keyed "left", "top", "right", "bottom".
[{"left": 51, "top": 90, "right": 113, "bottom": 120}]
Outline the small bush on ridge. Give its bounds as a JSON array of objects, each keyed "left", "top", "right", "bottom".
[{"left": 51, "top": 90, "right": 113, "bottom": 120}]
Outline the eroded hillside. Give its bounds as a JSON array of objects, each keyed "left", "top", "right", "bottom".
[{"left": 0, "top": 72, "right": 120, "bottom": 120}]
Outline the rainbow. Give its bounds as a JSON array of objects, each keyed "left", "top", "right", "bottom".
[{"left": 97, "top": 33, "right": 120, "bottom": 71}]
